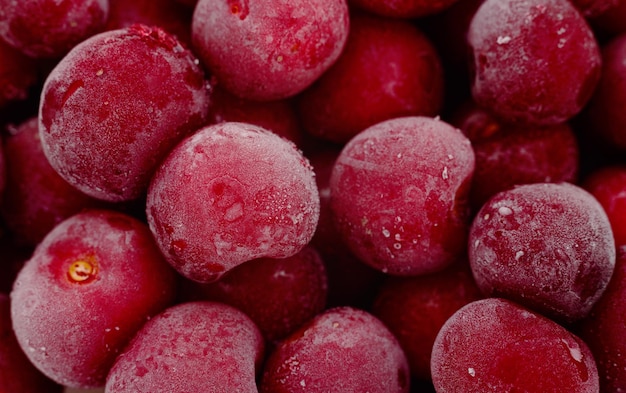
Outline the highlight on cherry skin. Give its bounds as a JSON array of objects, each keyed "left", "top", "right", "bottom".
[{"left": 2, "top": 0, "right": 626, "bottom": 392}]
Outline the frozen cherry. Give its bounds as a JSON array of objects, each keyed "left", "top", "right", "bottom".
[
  {"left": 371, "top": 262, "right": 483, "bottom": 381},
  {"left": 191, "top": 0, "right": 350, "bottom": 101},
  {"left": 468, "top": 0, "right": 601, "bottom": 125},
  {"left": 451, "top": 100, "right": 579, "bottom": 210},
  {"left": 296, "top": 12, "right": 444, "bottom": 144},
  {"left": 180, "top": 245, "right": 328, "bottom": 343},
  {"left": 469, "top": 182, "right": 616, "bottom": 322},
  {"left": 329, "top": 116, "right": 474, "bottom": 276},
  {"left": 431, "top": 298, "right": 600, "bottom": 392},
  {"left": 583, "top": 165, "right": 626, "bottom": 247},
  {"left": 39, "top": 25, "right": 210, "bottom": 202},
  {"left": 146, "top": 121, "right": 320, "bottom": 283},
  {"left": 1, "top": 117, "right": 107, "bottom": 247},
  {"left": 260, "top": 307, "right": 409, "bottom": 393},
  {"left": 105, "top": 301, "right": 264, "bottom": 393},
  {"left": 0, "top": 38, "right": 38, "bottom": 109},
  {"left": 10, "top": 209, "right": 178, "bottom": 388},
  {"left": 0, "top": 0, "right": 109, "bottom": 58}
]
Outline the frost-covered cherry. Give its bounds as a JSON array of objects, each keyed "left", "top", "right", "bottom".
[
  {"left": 181, "top": 246, "right": 328, "bottom": 343},
  {"left": 296, "top": 12, "right": 444, "bottom": 144},
  {"left": 1, "top": 117, "right": 107, "bottom": 247},
  {"left": 39, "top": 25, "right": 210, "bottom": 202},
  {"left": 371, "top": 262, "right": 483, "bottom": 381},
  {"left": 0, "top": 0, "right": 109, "bottom": 59},
  {"left": 191, "top": 0, "right": 350, "bottom": 101},
  {"left": 146, "top": 121, "right": 320, "bottom": 283},
  {"left": 451, "top": 100, "right": 579, "bottom": 210},
  {"left": 105, "top": 302, "right": 264, "bottom": 393},
  {"left": 10, "top": 209, "right": 178, "bottom": 388},
  {"left": 469, "top": 182, "right": 616, "bottom": 322},
  {"left": 260, "top": 307, "right": 409, "bottom": 393},
  {"left": 329, "top": 116, "right": 474, "bottom": 276},
  {"left": 431, "top": 298, "right": 600, "bottom": 393},
  {"left": 468, "top": 0, "right": 601, "bottom": 125}
]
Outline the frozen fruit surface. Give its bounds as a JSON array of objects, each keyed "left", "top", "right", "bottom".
[
  {"left": 468, "top": 0, "right": 601, "bottom": 125},
  {"left": 469, "top": 182, "right": 615, "bottom": 322},
  {"left": 10, "top": 209, "right": 178, "bottom": 388},
  {"left": 348, "top": 0, "right": 461, "bottom": 18},
  {"left": 576, "top": 247, "right": 626, "bottom": 392},
  {"left": 297, "top": 12, "right": 444, "bottom": 144},
  {"left": 584, "top": 33, "right": 626, "bottom": 151},
  {"left": 105, "top": 301, "right": 264, "bottom": 393},
  {"left": 0, "top": 0, "right": 109, "bottom": 58},
  {"left": 1, "top": 117, "right": 107, "bottom": 247},
  {"left": 371, "top": 262, "right": 483, "bottom": 381},
  {"left": 451, "top": 101, "right": 579, "bottom": 210},
  {"left": 181, "top": 245, "right": 328, "bottom": 343},
  {"left": 260, "top": 307, "right": 409, "bottom": 393},
  {"left": 191, "top": 0, "right": 350, "bottom": 101},
  {"left": 146, "top": 121, "right": 320, "bottom": 283},
  {"left": 39, "top": 25, "right": 210, "bottom": 202},
  {"left": 431, "top": 298, "right": 599, "bottom": 393},
  {"left": 329, "top": 116, "right": 474, "bottom": 276},
  {"left": 0, "top": 293, "right": 63, "bottom": 393}
]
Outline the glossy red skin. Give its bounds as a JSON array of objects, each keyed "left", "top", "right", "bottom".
[
  {"left": 0, "top": 0, "right": 109, "bottom": 58},
  {"left": 191, "top": 0, "right": 350, "bottom": 101},
  {"left": 297, "top": 12, "right": 444, "bottom": 144},
  {"left": 1, "top": 117, "right": 107, "bottom": 247},
  {"left": 181, "top": 246, "right": 328, "bottom": 343},
  {"left": 371, "top": 262, "right": 483, "bottom": 381},
  {"left": 329, "top": 116, "right": 475, "bottom": 276},
  {"left": 106, "top": 301, "right": 264, "bottom": 393},
  {"left": 208, "top": 85, "right": 305, "bottom": 146},
  {"left": 583, "top": 166, "right": 626, "bottom": 247},
  {"left": 10, "top": 209, "right": 178, "bottom": 388},
  {"left": 260, "top": 307, "right": 409, "bottom": 393},
  {"left": 451, "top": 101, "right": 579, "bottom": 210},
  {"left": 0, "top": 294, "right": 63, "bottom": 393},
  {"left": 146, "top": 122, "right": 320, "bottom": 283},
  {"left": 584, "top": 34, "right": 626, "bottom": 150},
  {"left": 468, "top": 0, "right": 601, "bottom": 125},
  {"left": 469, "top": 182, "right": 616, "bottom": 322},
  {"left": 576, "top": 248, "right": 626, "bottom": 392},
  {"left": 105, "top": 0, "right": 193, "bottom": 46},
  {"left": 39, "top": 25, "right": 210, "bottom": 202},
  {"left": 0, "top": 38, "right": 38, "bottom": 108},
  {"left": 348, "top": 0, "right": 461, "bottom": 18},
  {"left": 431, "top": 298, "right": 600, "bottom": 393}
]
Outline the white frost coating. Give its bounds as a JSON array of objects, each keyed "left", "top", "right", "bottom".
[
  {"left": 496, "top": 35, "right": 512, "bottom": 44},
  {"left": 561, "top": 338, "right": 583, "bottom": 362},
  {"left": 515, "top": 250, "right": 525, "bottom": 260},
  {"left": 468, "top": 367, "right": 476, "bottom": 377},
  {"left": 498, "top": 206, "right": 513, "bottom": 216}
]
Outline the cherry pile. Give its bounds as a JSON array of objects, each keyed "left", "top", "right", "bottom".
[{"left": 1, "top": 0, "right": 625, "bottom": 392}]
